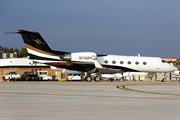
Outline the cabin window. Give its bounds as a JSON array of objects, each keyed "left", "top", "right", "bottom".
[
  {"left": 104, "top": 60, "right": 108, "bottom": 64},
  {"left": 120, "top": 61, "right": 124, "bottom": 64},
  {"left": 143, "top": 62, "right": 147, "bottom": 65},
  {"left": 162, "top": 60, "right": 167, "bottom": 63},
  {"left": 112, "top": 60, "right": 116, "bottom": 64},
  {"left": 128, "top": 61, "right": 131, "bottom": 65},
  {"left": 135, "top": 61, "right": 139, "bottom": 65}
]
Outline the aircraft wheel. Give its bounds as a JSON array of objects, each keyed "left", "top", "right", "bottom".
[
  {"left": 94, "top": 76, "right": 100, "bottom": 82},
  {"left": 86, "top": 76, "right": 92, "bottom": 82},
  {"left": 109, "top": 78, "right": 114, "bottom": 82},
  {"left": 161, "top": 78, "right": 166, "bottom": 82}
]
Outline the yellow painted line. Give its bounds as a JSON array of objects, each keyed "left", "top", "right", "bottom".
[
  {"left": 117, "top": 85, "right": 180, "bottom": 96},
  {"left": 0, "top": 91, "right": 180, "bottom": 100}
]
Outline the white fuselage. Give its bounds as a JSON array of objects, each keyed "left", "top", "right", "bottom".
[
  {"left": 97, "top": 55, "right": 177, "bottom": 73},
  {"left": 35, "top": 54, "right": 177, "bottom": 74}
]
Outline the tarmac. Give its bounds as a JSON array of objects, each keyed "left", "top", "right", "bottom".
[{"left": 0, "top": 81, "right": 180, "bottom": 120}]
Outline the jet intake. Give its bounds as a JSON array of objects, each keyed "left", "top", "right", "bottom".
[{"left": 60, "top": 54, "right": 71, "bottom": 61}]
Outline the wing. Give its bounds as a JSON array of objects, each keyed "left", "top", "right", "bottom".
[{"left": 92, "top": 56, "right": 122, "bottom": 74}]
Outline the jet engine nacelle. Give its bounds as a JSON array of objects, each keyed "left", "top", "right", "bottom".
[
  {"left": 173, "top": 70, "right": 180, "bottom": 75},
  {"left": 60, "top": 52, "right": 97, "bottom": 63}
]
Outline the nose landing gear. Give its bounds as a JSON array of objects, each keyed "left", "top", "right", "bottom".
[
  {"left": 161, "top": 73, "right": 166, "bottom": 82},
  {"left": 161, "top": 78, "right": 166, "bottom": 82}
]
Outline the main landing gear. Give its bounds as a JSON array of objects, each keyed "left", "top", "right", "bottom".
[
  {"left": 86, "top": 76, "right": 101, "bottom": 82},
  {"left": 86, "top": 76, "right": 92, "bottom": 82}
]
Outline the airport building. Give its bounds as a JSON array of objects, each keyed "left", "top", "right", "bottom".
[
  {"left": 0, "top": 57, "right": 68, "bottom": 82},
  {"left": 161, "top": 57, "right": 177, "bottom": 62},
  {"left": 2, "top": 52, "right": 17, "bottom": 59}
]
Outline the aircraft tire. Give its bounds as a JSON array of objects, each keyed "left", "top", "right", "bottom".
[
  {"left": 161, "top": 78, "right": 166, "bottom": 82},
  {"left": 94, "top": 76, "right": 100, "bottom": 82},
  {"left": 86, "top": 76, "right": 92, "bottom": 82},
  {"left": 109, "top": 78, "right": 114, "bottom": 82}
]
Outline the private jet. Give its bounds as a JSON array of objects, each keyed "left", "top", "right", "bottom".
[
  {"left": 6, "top": 30, "right": 177, "bottom": 82},
  {"left": 168, "top": 70, "right": 180, "bottom": 81}
]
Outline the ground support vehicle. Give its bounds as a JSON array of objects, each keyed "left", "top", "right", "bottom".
[
  {"left": 21, "top": 72, "right": 39, "bottom": 81},
  {"left": 36, "top": 71, "right": 52, "bottom": 81},
  {"left": 4, "top": 72, "right": 21, "bottom": 81},
  {"left": 67, "top": 73, "right": 82, "bottom": 81}
]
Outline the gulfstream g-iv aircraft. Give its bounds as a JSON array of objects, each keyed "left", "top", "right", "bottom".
[{"left": 6, "top": 30, "right": 177, "bottom": 82}]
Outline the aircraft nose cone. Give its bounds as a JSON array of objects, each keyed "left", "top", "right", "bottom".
[
  {"left": 172, "top": 66, "right": 178, "bottom": 71},
  {"left": 169, "top": 63, "right": 178, "bottom": 71},
  {"left": 174, "top": 67, "right": 178, "bottom": 71}
]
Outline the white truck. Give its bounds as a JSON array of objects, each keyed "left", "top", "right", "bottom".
[
  {"left": 4, "top": 72, "right": 21, "bottom": 81},
  {"left": 36, "top": 71, "right": 52, "bottom": 80},
  {"left": 67, "top": 73, "right": 82, "bottom": 81}
]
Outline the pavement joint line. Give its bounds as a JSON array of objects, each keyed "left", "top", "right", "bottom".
[
  {"left": 117, "top": 85, "right": 180, "bottom": 96},
  {"left": 0, "top": 91, "right": 180, "bottom": 100}
]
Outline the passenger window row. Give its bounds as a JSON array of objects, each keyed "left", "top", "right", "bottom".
[{"left": 104, "top": 60, "right": 147, "bottom": 65}]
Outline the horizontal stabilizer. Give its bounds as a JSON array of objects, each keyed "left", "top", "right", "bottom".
[{"left": 4, "top": 32, "right": 20, "bottom": 34}]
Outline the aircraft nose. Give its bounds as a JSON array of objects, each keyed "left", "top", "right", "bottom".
[
  {"left": 171, "top": 65, "right": 178, "bottom": 71},
  {"left": 168, "top": 63, "right": 178, "bottom": 71},
  {"left": 174, "top": 67, "right": 178, "bottom": 71}
]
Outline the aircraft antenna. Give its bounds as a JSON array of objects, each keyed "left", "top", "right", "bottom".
[{"left": 138, "top": 53, "right": 141, "bottom": 57}]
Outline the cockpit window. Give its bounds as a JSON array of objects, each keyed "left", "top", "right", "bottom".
[{"left": 162, "top": 60, "right": 167, "bottom": 63}]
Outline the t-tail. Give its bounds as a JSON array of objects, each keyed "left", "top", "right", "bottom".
[{"left": 6, "top": 30, "right": 69, "bottom": 61}]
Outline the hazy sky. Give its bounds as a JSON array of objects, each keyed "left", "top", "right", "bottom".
[{"left": 1, "top": 0, "right": 180, "bottom": 58}]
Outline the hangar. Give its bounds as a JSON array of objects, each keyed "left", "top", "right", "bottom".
[{"left": 0, "top": 57, "right": 68, "bottom": 82}]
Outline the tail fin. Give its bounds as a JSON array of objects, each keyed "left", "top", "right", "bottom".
[{"left": 17, "top": 30, "right": 69, "bottom": 60}]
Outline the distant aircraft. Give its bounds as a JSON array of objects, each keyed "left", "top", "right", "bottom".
[
  {"left": 6, "top": 30, "right": 178, "bottom": 82},
  {"left": 168, "top": 70, "right": 180, "bottom": 81},
  {"left": 92, "top": 73, "right": 133, "bottom": 81},
  {"left": 100, "top": 73, "right": 123, "bottom": 81},
  {"left": 173, "top": 70, "right": 180, "bottom": 76}
]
